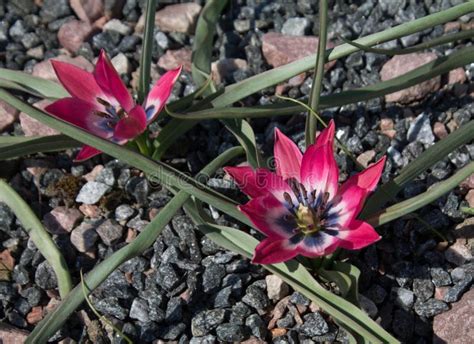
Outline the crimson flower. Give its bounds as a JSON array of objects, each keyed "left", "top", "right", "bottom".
[
  {"left": 224, "top": 120, "right": 386, "bottom": 265},
  {"left": 45, "top": 50, "right": 181, "bottom": 161}
]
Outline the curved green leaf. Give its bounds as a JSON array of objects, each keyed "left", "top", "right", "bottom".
[
  {"left": 171, "top": 46, "right": 474, "bottom": 120},
  {"left": 0, "top": 180, "right": 72, "bottom": 298},
  {"left": 0, "top": 135, "right": 80, "bottom": 161}
]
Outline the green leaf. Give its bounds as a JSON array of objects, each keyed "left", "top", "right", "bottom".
[
  {"left": 210, "top": 2, "right": 474, "bottom": 108},
  {"left": 26, "top": 146, "right": 244, "bottom": 343},
  {"left": 0, "top": 180, "right": 72, "bottom": 298},
  {"left": 0, "top": 135, "right": 80, "bottom": 161},
  {"left": 192, "top": 221, "right": 399, "bottom": 343},
  {"left": 305, "top": 0, "right": 328, "bottom": 146},
  {"left": 191, "top": 0, "right": 228, "bottom": 93},
  {"left": 0, "top": 68, "right": 68, "bottom": 99},
  {"left": 222, "top": 118, "right": 262, "bottom": 168},
  {"left": 137, "top": 0, "right": 158, "bottom": 103},
  {"left": 363, "top": 120, "right": 474, "bottom": 217},
  {"left": 366, "top": 161, "right": 474, "bottom": 226},
  {"left": 171, "top": 46, "right": 474, "bottom": 120},
  {"left": 338, "top": 29, "right": 474, "bottom": 56}
]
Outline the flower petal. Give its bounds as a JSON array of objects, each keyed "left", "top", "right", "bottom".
[
  {"left": 337, "top": 220, "right": 381, "bottom": 250},
  {"left": 51, "top": 60, "right": 107, "bottom": 105},
  {"left": 239, "top": 194, "right": 295, "bottom": 240},
  {"left": 296, "top": 232, "right": 340, "bottom": 257},
  {"left": 252, "top": 238, "right": 299, "bottom": 265},
  {"left": 315, "top": 119, "right": 335, "bottom": 148},
  {"left": 224, "top": 166, "right": 291, "bottom": 201},
  {"left": 273, "top": 128, "right": 303, "bottom": 180},
  {"left": 75, "top": 145, "right": 102, "bottom": 161},
  {"left": 94, "top": 50, "right": 134, "bottom": 112},
  {"left": 325, "top": 184, "right": 366, "bottom": 228},
  {"left": 340, "top": 156, "right": 386, "bottom": 194},
  {"left": 300, "top": 142, "right": 338, "bottom": 201},
  {"left": 113, "top": 105, "right": 147, "bottom": 141},
  {"left": 144, "top": 66, "right": 182, "bottom": 123},
  {"left": 45, "top": 98, "right": 113, "bottom": 138}
]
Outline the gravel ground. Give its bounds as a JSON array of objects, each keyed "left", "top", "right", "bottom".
[{"left": 0, "top": 0, "right": 473, "bottom": 343}]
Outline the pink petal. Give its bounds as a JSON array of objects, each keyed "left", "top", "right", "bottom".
[
  {"left": 45, "top": 98, "right": 113, "bottom": 139},
  {"left": 273, "top": 128, "right": 302, "bottom": 180},
  {"left": 340, "top": 156, "right": 386, "bottom": 194},
  {"left": 144, "top": 66, "right": 182, "bottom": 123},
  {"left": 239, "top": 194, "right": 295, "bottom": 240},
  {"left": 224, "top": 166, "right": 291, "bottom": 201},
  {"left": 75, "top": 145, "right": 102, "bottom": 161},
  {"left": 113, "top": 105, "right": 147, "bottom": 141},
  {"left": 94, "top": 50, "right": 134, "bottom": 112},
  {"left": 300, "top": 142, "right": 339, "bottom": 201},
  {"left": 252, "top": 238, "right": 299, "bottom": 265},
  {"left": 51, "top": 60, "right": 107, "bottom": 105},
  {"left": 326, "top": 184, "right": 366, "bottom": 228},
  {"left": 315, "top": 119, "right": 335, "bottom": 148},
  {"left": 337, "top": 220, "right": 381, "bottom": 250}
]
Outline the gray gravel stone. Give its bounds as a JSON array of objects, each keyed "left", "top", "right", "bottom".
[
  {"left": 75, "top": 181, "right": 111, "bottom": 204},
  {"left": 165, "top": 297, "right": 183, "bottom": 323},
  {"left": 216, "top": 323, "right": 248, "bottom": 342},
  {"left": 242, "top": 285, "right": 270, "bottom": 315},
  {"left": 300, "top": 312, "right": 329, "bottom": 337},
  {"left": 202, "top": 263, "right": 225, "bottom": 294},
  {"left": 115, "top": 204, "right": 135, "bottom": 221},
  {"left": 413, "top": 278, "right": 434, "bottom": 302},
  {"left": 245, "top": 314, "right": 267, "bottom": 339},
  {"left": 414, "top": 299, "right": 449, "bottom": 318},
  {"left": 407, "top": 112, "right": 435, "bottom": 146},
  {"left": 393, "top": 287, "right": 415, "bottom": 310},
  {"left": 34, "top": 261, "right": 57, "bottom": 290},
  {"left": 190, "top": 335, "right": 216, "bottom": 344},
  {"left": 443, "top": 275, "right": 473, "bottom": 303},
  {"left": 129, "top": 298, "right": 150, "bottom": 322},
  {"left": 281, "top": 17, "right": 310, "bottom": 36},
  {"left": 430, "top": 267, "right": 452, "bottom": 287},
  {"left": 191, "top": 309, "right": 226, "bottom": 336}
]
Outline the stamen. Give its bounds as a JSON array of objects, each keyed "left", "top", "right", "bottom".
[{"left": 96, "top": 97, "right": 112, "bottom": 107}]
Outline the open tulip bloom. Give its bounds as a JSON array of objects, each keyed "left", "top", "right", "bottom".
[
  {"left": 45, "top": 50, "right": 182, "bottom": 161},
  {"left": 225, "top": 120, "right": 386, "bottom": 265}
]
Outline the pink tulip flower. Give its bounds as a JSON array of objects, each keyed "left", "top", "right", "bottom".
[
  {"left": 225, "top": 120, "right": 386, "bottom": 265},
  {"left": 45, "top": 50, "right": 181, "bottom": 161}
]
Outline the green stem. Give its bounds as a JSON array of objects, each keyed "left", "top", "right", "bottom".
[
  {"left": 26, "top": 146, "right": 244, "bottom": 344},
  {"left": 0, "top": 180, "right": 72, "bottom": 299},
  {"left": 137, "top": 0, "right": 158, "bottom": 104},
  {"left": 135, "top": 132, "right": 150, "bottom": 156},
  {"left": 306, "top": 0, "right": 328, "bottom": 147}
]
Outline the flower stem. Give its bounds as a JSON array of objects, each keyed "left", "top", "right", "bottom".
[
  {"left": 135, "top": 133, "right": 150, "bottom": 156},
  {"left": 305, "top": 0, "right": 328, "bottom": 147}
]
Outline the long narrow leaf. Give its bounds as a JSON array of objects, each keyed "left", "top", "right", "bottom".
[
  {"left": 338, "top": 29, "right": 474, "bottom": 56},
  {"left": 191, "top": 0, "right": 228, "bottom": 93},
  {"left": 171, "top": 46, "right": 474, "bottom": 120},
  {"left": 0, "top": 68, "right": 68, "bottom": 99},
  {"left": 0, "top": 180, "right": 72, "bottom": 298},
  {"left": 210, "top": 2, "right": 474, "bottom": 108},
  {"left": 0, "top": 135, "right": 79, "bottom": 161},
  {"left": 367, "top": 162, "right": 474, "bottom": 226},
  {"left": 362, "top": 120, "right": 474, "bottom": 216},
  {"left": 26, "top": 146, "right": 244, "bottom": 343}
]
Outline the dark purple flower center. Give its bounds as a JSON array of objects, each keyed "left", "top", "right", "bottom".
[
  {"left": 95, "top": 97, "right": 127, "bottom": 127},
  {"left": 283, "top": 178, "right": 334, "bottom": 235}
]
